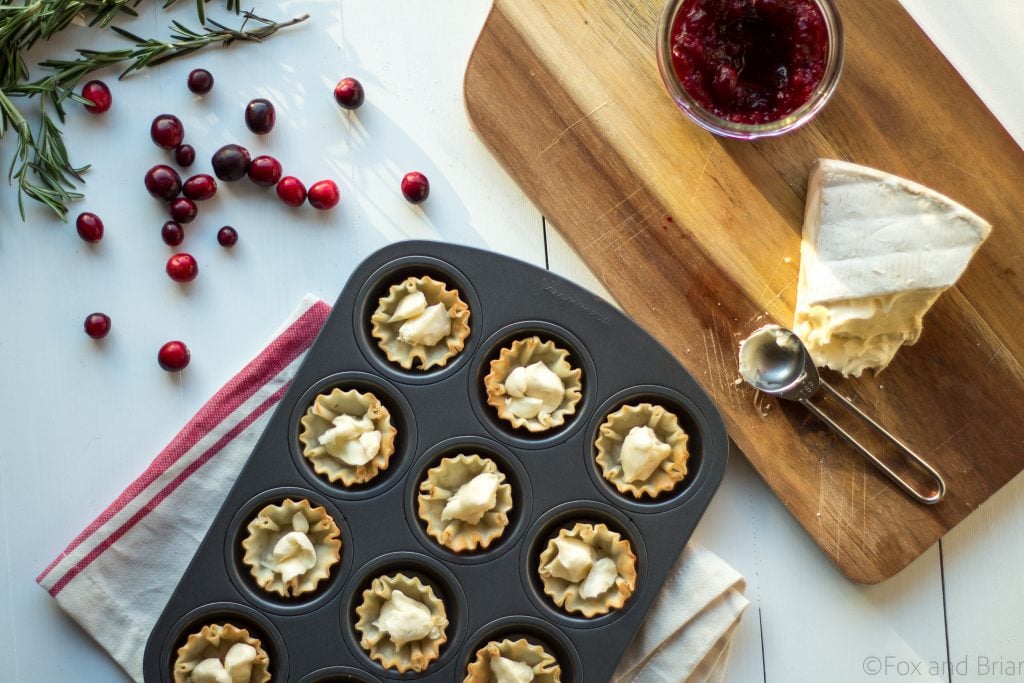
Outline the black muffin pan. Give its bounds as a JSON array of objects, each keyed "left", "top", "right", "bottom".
[{"left": 144, "top": 240, "right": 729, "bottom": 682}]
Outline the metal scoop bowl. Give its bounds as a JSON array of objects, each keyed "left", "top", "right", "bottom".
[{"left": 739, "top": 325, "right": 946, "bottom": 505}]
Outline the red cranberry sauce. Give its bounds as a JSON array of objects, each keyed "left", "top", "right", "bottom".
[{"left": 670, "top": 0, "right": 828, "bottom": 124}]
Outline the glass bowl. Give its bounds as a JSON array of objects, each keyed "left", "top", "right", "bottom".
[{"left": 656, "top": 0, "right": 845, "bottom": 140}]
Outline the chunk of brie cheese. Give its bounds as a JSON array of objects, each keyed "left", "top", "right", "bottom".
[
  {"left": 372, "top": 590, "right": 437, "bottom": 649},
  {"left": 397, "top": 302, "right": 452, "bottom": 347},
  {"left": 579, "top": 557, "right": 618, "bottom": 599},
  {"left": 793, "top": 159, "right": 991, "bottom": 377},
  {"left": 545, "top": 536, "right": 595, "bottom": 583},
  {"left": 505, "top": 362, "right": 565, "bottom": 419},
  {"left": 271, "top": 527, "right": 317, "bottom": 583},
  {"left": 318, "top": 414, "right": 381, "bottom": 466},
  {"left": 491, "top": 655, "right": 535, "bottom": 683},
  {"left": 441, "top": 472, "right": 500, "bottom": 524},
  {"left": 191, "top": 643, "right": 257, "bottom": 683},
  {"left": 620, "top": 426, "right": 672, "bottom": 482}
]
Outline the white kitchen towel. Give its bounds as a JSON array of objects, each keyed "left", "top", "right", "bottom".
[{"left": 37, "top": 295, "right": 748, "bottom": 683}]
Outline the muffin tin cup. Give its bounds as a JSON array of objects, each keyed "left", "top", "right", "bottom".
[
  {"left": 144, "top": 240, "right": 728, "bottom": 682},
  {"left": 342, "top": 551, "right": 469, "bottom": 679},
  {"left": 224, "top": 486, "right": 355, "bottom": 616},
  {"left": 471, "top": 321, "right": 597, "bottom": 450},
  {"left": 158, "top": 602, "right": 289, "bottom": 683},
  {"left": 520, "top": 501, "right": 649, "bottom": 630},
  {"left": 585, "top": 385, "right": 716, "bottom": 514},
  {"left": 354, "top": 256, "right": 483, "bottom": 386},
  {"left": 296, "top": 666, "right": 382, "bottom": 683},
  {"left": 404, "top": 435, "right": 534, "bottom": 565},
  {"left": 458, "top": 615, "right": 585, "bottom": 683},
  {"left": 289, "top": 372, "right": 418, "bottom": 501}
]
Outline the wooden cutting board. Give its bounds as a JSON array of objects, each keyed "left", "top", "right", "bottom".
[{"left": 464, "top": 0, "right": 1024, "bottom": 583}]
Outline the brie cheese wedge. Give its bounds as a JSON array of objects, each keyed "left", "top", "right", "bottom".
[{"left": 793, "top": 159, "right": 991, "bottom": 377}]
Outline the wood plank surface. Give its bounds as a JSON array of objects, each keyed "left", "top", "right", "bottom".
[{"left": 464, "top": 0, "right": 1024, "bottom": 582}]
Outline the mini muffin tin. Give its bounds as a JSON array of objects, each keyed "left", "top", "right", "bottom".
[{"left": 144, "top": 241, "right": 729, "bottom": 682}]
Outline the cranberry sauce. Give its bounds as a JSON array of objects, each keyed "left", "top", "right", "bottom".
[{"left": 670, "top": 0, "right": 828, "bottom": 124}]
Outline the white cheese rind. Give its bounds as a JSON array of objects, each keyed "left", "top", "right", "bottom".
[{"left": 794, "top": 159, "right": 991, "bottom": 376}]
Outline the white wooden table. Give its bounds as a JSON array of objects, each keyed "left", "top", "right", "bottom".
[{"left": 1, "top": 2, "right": 1022, "bottom": 681}]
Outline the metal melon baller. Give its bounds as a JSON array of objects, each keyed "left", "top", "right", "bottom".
[{"left": 738, "top": 325, "right": 946, "bottom": 504}]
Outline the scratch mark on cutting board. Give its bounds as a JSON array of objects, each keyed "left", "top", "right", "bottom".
[
  {"left": 711, "top": 311, "right": 739, "bottom": 411},
  {"left": 537, "top": 100, "right": 612, "bottom": 158},
  {"left": 929, "top": 424, "right": 968, "bottom": 456},
  {"left": 701, "top": 331, "right": 720, "bottom": 404},
  {"left": 593, "top": 187, "right": 642, "bottom": 225},
  {"left": 757, "top": 255, "right": 789, "bottom": 303},
  {"left": 749, "top": 276, "right": 798, "bottom": 323},
  {"left": 611, "top": 0, "right": 642, "bottom": 47},
  {"left": 695, "top": 144, "right": 716, "bottom": 184}
]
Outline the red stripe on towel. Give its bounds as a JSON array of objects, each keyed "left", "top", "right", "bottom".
[{"left": 37, "top": 301, "right": 330, "bottom": 585}]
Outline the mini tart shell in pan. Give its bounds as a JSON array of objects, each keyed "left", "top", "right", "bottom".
[
  {"left": 298, "top": 387, "right": 397, "bottom": 486},
  {"left": 173, "top": 623, "right": 271, "bottom": 683},
  {"left": 463, "top": 637, "right": 562, "bottom": 683},
  {"left": 370, "top": 275, "right": 471, "bottom": 371},
  {"left": 484, "top": 336, "right": 583, "bottom": 433},
  {"left": 240, "top": 497, "right": 342, "bottom": 598},
  {"left": 538, "top": 522, "right": 637, "bottom": 618},
  {"left": 354, "top": 572, "right": 449, "bottom": 673},
  {"left": 594, "top": 402, "right": 690, "bottom": 499},
  {"left": 417, "top": 453, "right": 514, "bottom": 552}
]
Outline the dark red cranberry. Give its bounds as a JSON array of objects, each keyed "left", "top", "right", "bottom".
[
  {"left": 158, "top": 340, "right": 190, "bottom": 372},
  {"left": 161, "top": 221, "right": 185, "bottom": 246},
  {"left": 247, "top": 156, "right": 282, "bottom": 186},
  {"left": 151, "top": 114, "right": 185, "bottom": 150},
  {"left": 307, "top": 180, "right": 340, "bottom": 210},
  {"left": 211, "top": 144, "right": 251, "bottom": 181},
  {"left": 275, "top": 176, "right": 307, "bottom": 207},
  {"left": 81, "top": 80, "right": 112, "bottom": 114},
  {"left": 187, "top": 69, "right": 214, "bottom": 95},
  {"left": 84, "top": 313, "right": 111, "bottom": 339},
  {"left": 401, "top": 171, "right": 430, "bottom": 204},
  {"left": 333, "top": 77, "right": 365, "bottom": 110},
  {"left": 182, "top": 174, "right": 218, "bottom": 201},
  {"left": 144, "top": 164, "right": 182, "bottom": 200},
  {"left": 168, "top": 197, "right": 198, "bottom": 224},
  {"left": 76, "top": 212, "right": 104, "bottom": 243},
  {"left": 217, "top": 226, "right": 238, "bottom": 247},
  {"left": 174, "top": 144, "right": 196, "bottom": 168},
  {"left": 244, "top": 99, "right": 276, "bottom": 134},
  {"left": 166, "top": 253, "right": 198, "bottom": 282}
]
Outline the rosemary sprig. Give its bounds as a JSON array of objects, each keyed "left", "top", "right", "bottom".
[{"left": 0, "top": 8, "right": 308, "bottom": 220}]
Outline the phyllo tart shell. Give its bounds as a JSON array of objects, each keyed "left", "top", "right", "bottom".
[
  {"left": 241, "top": 497, "right": 342, "bottom": 598},
  {"left": 298, "top": 387, "right": 397, "bottom": 486},
  {"left": 417, "top": 453, "right": 514, "bottom": 552},
  {"left": 173, "top": 623, "right": 271, "bottom": 683},
  {"left": 370, "top": 275, "right": 471, "bottom": 371},
  {"left": 463, "top": 637, "right": 562, "bottom": 683},
  {"left": 594, "top": 402, "right": 690, "bottom": 499},
  {"left": 484, "top": 336, "right": 583, "bottom": 433},
  {"left": 354, "top": 572, "right": 449, "bottom": 673},
  {"left": 538, "top": 522, "right": 637, "bottom": 618}
]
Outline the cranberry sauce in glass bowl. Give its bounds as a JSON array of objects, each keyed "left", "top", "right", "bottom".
[{"left": 657, "top": 0, "right": 843, "bottom": 139}]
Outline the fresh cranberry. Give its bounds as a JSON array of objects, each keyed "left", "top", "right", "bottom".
[
  {"left": 157, "top": 340, "right": 190, "bottom": 372},
  {"left": 669, "top": 0, "right": 828, "bottom": 124},
  {"left": 174, "top": 144, "right": 196, "bottom": 168},
  {"left": 182, "top": 174, "right": 217, "bottom": 201},
  {"left": 244, "top": 99, "right": 276, "bottom": 134},
  {"left": 144, "top": 164, "right": 182, "bottom": 200},
  {"left": 84, "top": 312, "right": 111, "bottom": 339},
  {"left": 76, "top": 212, "right": 104, "bottom": 243},
  {"left": 247, "top": 156, "right": 282, "bottom": 186},
  {"left": 187, "top": 69, "right": 214, "bottom": 95},
  {"left": 275, "top": 176, "right": 306, "bottom": 207},
  {"left": 161, "top": 221, "right": 185, "bottom": 246},
  {"left": 211, "top": 144, "right": 251, "bottom": 181},
  {"left": 81, "top": 80, "right": 112, "bottom": 114},
  {"left": 217, "top": 226, "right": 238, "bottom": 247},
  {"left": 166, "top": 253, "right": 198, "bottom": 282},
  {"left": 400, "top": 171, "right": 430, "bottom": 203},
  {"left": 333, "top": 77, "right": 365, "bottom": 110},
  {"left": 168, "top": 197, "right": 198, "bottom": 224},
  {"left": 307, "top": 180, "right": 340, "bottom": 210},
  {"left": 151, "top": 114, "right": 185, "bottom": 149}
]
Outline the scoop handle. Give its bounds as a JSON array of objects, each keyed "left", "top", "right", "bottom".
[{"left": 799, "top": 381, "right": 946, "bottom": 505}]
